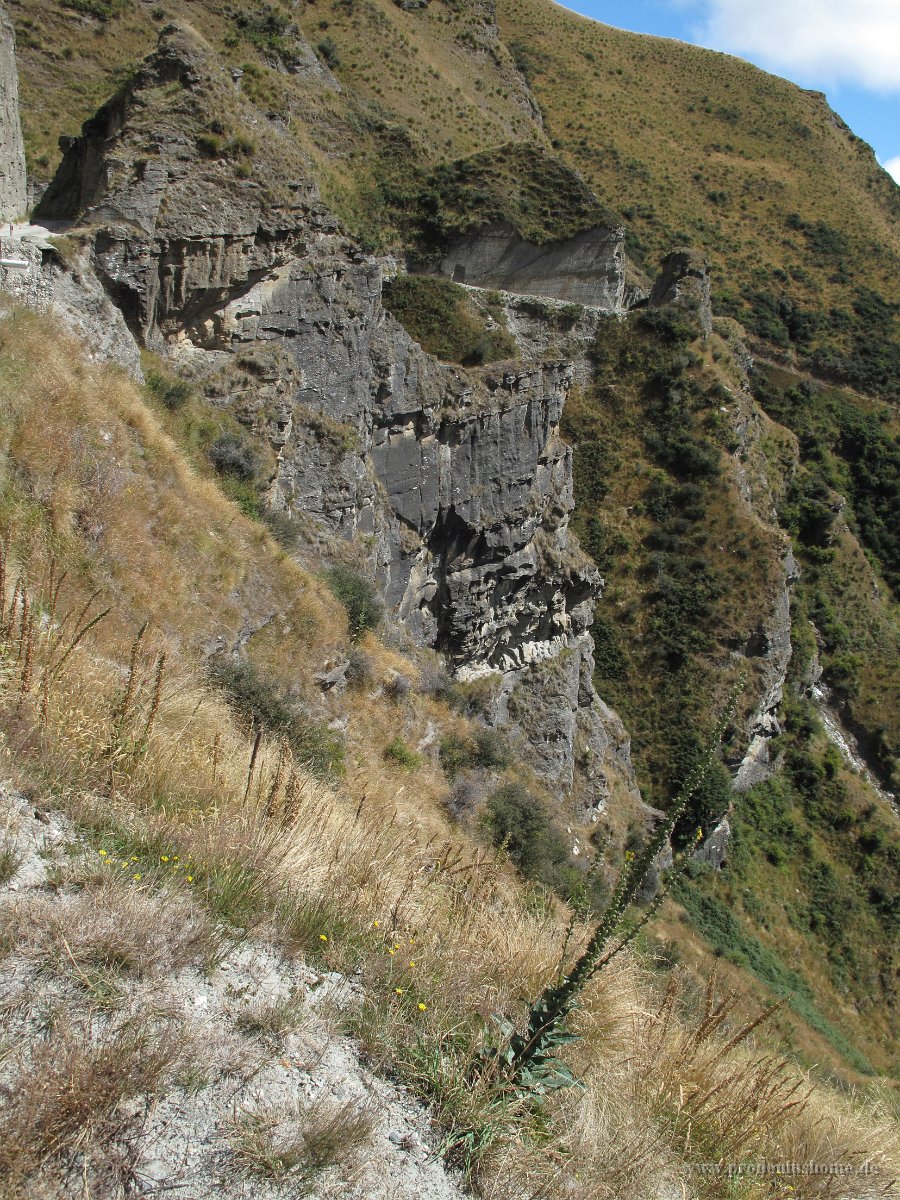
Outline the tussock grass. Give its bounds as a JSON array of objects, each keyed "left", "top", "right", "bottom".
[
  {"left": 0, "top": 1014, "right": 181, "bottom": 1192},
  {"left": 4, "top": 875, "right": 220, "bottom": 982},
  {"left": 232, "top": 1096, "right": 375, "bottom": 1190}
]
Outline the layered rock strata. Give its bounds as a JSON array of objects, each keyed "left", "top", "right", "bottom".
[
  {"left": 30, "top": 24, "right": 634, "bottom": 809},
  {"left": 436, "top": 221, "right": 627, "bottom": 311}
]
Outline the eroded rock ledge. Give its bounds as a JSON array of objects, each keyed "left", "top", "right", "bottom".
[{"left": 23, "top": 23, "right": 636, "bottom": 811}]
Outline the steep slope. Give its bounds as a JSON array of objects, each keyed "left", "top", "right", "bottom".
[
  {"left": 497, "top": 0, "right": 900, "bottom": 400},
  {"left": 3, "top": 0, "right": 899, "bottom": 1103}
]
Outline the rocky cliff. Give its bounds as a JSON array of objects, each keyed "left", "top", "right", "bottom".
[
  {"left": 0, "top": 2, "right": 25, "bottom": 221},
  {"left": 435, "top": 221, "right": 626, "bottom": 310},
  {"left": 27, "top": 24, "right": 635, "bottom": 812}
]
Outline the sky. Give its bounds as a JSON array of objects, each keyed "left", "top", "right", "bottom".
[{"left": 563, "top": 0, "right": 900, "bottom": 184}]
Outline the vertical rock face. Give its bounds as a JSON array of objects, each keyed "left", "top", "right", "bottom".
[
  {"left": 25, "top": 24, "right": 640, "bottom": 812},
  {"left": 648, "top": 248, "right": 712, "bottom": 335},
  {"left": 0, "top": 2, "right": 26, "bottom": 221},
  {"left": 436, "top": 222, "right": 627, "bottom": 311}
]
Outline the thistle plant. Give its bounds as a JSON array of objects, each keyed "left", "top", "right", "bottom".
[{"left": 489, "top": 683, "right": 742, "bottom": 1099}]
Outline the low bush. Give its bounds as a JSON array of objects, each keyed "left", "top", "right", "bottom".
[
  {"left": 384, "top": 737, "right": 420, "bottom": 771},
  {"left": 324, "top": 566, "right": 383, "bottom": 640},
  {"left": 382, "top": 276, "right": 517, "bottom": 366},
  {"left": 207, "top": 658, "right": 343, "bottom": 778},
  {"left": 145, "top": 369, "right": 192, "bottom": 411},
  {"left": 209, "top": 433, "right": 259, "bottom": 482},
  {"left": 482, "top": 782, "right": 568, "bottom": 888}
]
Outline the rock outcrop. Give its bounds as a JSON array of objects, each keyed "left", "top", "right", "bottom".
[
  {"left": 436, "top": 221, "right": 627, "bottom": 311},
  {"left": 0, "top": 2, "right": 26, "bottom": 221},
  {"left": 649, "top": 247, "right": 713, "bottom": 335},
  {"left": 31, "top": 24, "right": 633, "bottom": 810}
]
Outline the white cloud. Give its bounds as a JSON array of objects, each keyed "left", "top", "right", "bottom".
[
  {"left": 882, "top": 156, "right": 900, "bottom": 183},
  {"left": 688, "top": 0, "right": 900, "bottom": 91}
]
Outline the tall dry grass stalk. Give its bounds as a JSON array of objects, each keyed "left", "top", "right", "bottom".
[{"left": 0, "top": 582, "right": 893, "bottom": 1199}]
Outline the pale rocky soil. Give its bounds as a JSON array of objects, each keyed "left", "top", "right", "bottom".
[{"left": 0, "top": 783, "right": 467, "bottom": 1199}]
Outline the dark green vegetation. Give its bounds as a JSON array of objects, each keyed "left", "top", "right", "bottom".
[
  {"left": 324, "top": 566, "right": 383, "bottom": 641},
  {"left": 563, "top": 309, "right": 774, "bottom": 833},
  {"left": 379, "top": 142, "right": 618, "bottom": 259},
  {"left": 751, "top": 365, "right": 899, "bottom": 791},
  {"left": 675, "top": 689, "right": 898, "bottom": 1073},
  {"left": 481, "top": 781, "right": 607, "bottom": 910},
  {"left": 207, "top": 658, "right": 344, "bottom": 779},
  {"left": 382, "top": 276, "right": 516, "bottom": 366}
]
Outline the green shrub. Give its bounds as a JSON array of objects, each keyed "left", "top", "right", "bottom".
[
  {"left": 440, "top": 728, "right": 510, "bottom": 777},
  {"left": 209, "top": 434, "right": 259, "bottom": 482},
  {"left": 382, "top": 276, "right": 517, "bottom": 366},
  {"left": 317, "top": 37, "right": 340, "bottom": 68},
  {"left": 483, "top": 782, "right": 568, "bottom": 887},
  {"left": 196, "top": 134, "right": 224, "bottom": 159},
  {"left": 324, "top": 566, "right": 383, "bottom": 640},
  {"left": 384, "top": 737, "right": 420, "bottom": 771},
  {"left": 145, "top": 370, "right": 192, "bottom": 411},
  {"left": 207, "top": 658, "right": 343, "bottom": 778}
]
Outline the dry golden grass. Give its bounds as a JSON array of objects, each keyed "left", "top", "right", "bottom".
[
  {"left": 0, "top": 1014, "right": 181, "bottom": 1196},
  {"left": 0, "top": 304, "right": 344, "bottom": 681},
  {"left": 3, "top": 875, "right": 220, "bottom": 984}
]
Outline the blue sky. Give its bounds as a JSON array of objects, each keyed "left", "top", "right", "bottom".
[{"left": 563, "top": 0, "right": 900, "bottom": 183}]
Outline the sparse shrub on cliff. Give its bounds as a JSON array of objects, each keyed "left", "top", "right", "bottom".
[
  {"left": 60, "top": 0, "right": 129, "bottom": 18},
  {"left": 384, "top": 737, "right": 420, "bottom": 770},
  {"left": 324, "top": 566, "right": 383, "bottom": 640},
  {"left": 440, "top": 727, "right": 510, "bottom": 777},
  {"left": 345, "top": 647, "right": 373, "bottom": 687},
  {"left": 207, "top": 658, "right": 344, "bottom": 778},
  {"left": 145, "top": 369, "right": 192, "bottom": 411},
  {"left": 209, "top": 432, "right": 259, "bottom": 482},
  {"left": 482, "top": 781, "right": 568, "bottom": 888},
  {"left": 316, "top": 37, "right": 340, "bottom": 68},
  {"left": 444, "top": 773, "right": 485, "bottom": 821},
  {"left": 382, "top": 275, "right": 517, "bottom": 366}
]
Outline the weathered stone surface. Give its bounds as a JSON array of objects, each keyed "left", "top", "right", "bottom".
[
  {"left": 0, "top": 3, "right": 26, "bottom": 221},
  {"left": 696, "top": 816, "right": 731, "bottom": 869},
  {"left": 436, "top": 222, "right": 626, "bottom": 311},
  {"left": 649, "top": 247, "right": 712, "bottom": 335},
  {"left": 28, "top": 21, "right": 636, "bottom": 807},
  {"left": 0, "top": 233, "right": 142, "bottom": 377}
]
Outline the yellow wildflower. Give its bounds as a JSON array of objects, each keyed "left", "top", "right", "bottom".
[
  {"left": 98, "top": 849, "right": 108, "bottom": 857},
  {"left": 319, "top": 934, "right": 328, "bottom": 942},
  {"left": 417, "top": 1003, "right": 427, "bottom": 1012},
  {"left": 133, "top": 873, "right": 142, "bottom": 881},
  {"left": 186, "top": 875, "right": 194, "bottom": 883},
  {"left": 394, "top": 987, "right": 404, "bottom": 995}
]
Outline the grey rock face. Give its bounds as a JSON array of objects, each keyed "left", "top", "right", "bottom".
[
  {"left": 696, "top": 816, "right": 731, "bottom": 868},
  {"left": 732, "top": 553, "right": 797, "bottom": 793},
  {"left": 0, "top": 233, "right": 143, "bottom": 377},
  {"left": 29, "top": 23, "right": 636, "bottom": 810},
  {"left": 436, "top": 222, "right": 626, "bottom": 311},
  {"left": 0, "top": 3, "right": 26, "bottom": 221},
  {"left": 649, "top": 247, "right": 713, "bottom": 335}
]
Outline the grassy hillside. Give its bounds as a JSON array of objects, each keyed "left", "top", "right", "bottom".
[
  {"left": 12, "top": 0, "right": 899, "bottom": 398},
  {"left": 6, "top": 0, "right": 899, "bottom": 1118},
  {"left": 497, "top": 0, "right": 900, "bottom": 399}
]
